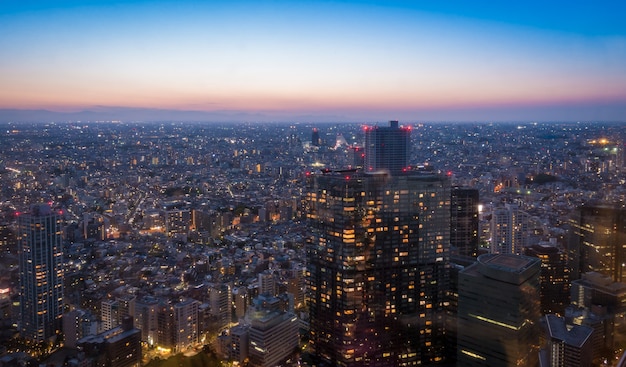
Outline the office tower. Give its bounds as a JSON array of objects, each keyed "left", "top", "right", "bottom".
[
  {"left": 457, "top": 253, "right": 542, "bottom": 367},
  {"left": 18, "top": 203, "right": 64, "bottom": 343},
  {"left": 364, "top": 120, "right": 410, "bottom": 174},
  {"left": 451, "top": 187, "right": 480, "bottom": 258},
  {"left": 312, "top": 128, "right": 320, "bottom": 146},
  {"left": 247, "top": 294, "right": 299, "bottom": 367},
  {"left": 540, "top": 314, "right": 593, "bottom": 367},
  {"left": 524, "top": 244, "right": 570, "bottom": 315},
  {"left": 490, "top": 203, "right": 529, "bottom": 255},
  {"left": 306, "top": 167, "right": 451, "bottom": 366},
  {"left": 568, "top": 205, "right": 626, "bottom": 282}
]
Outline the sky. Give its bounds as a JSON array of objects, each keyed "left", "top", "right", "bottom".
[{"left": 1, "top": 0, "right": 625, "bottom": 122}]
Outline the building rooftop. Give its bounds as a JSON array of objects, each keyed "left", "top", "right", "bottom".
[
  {"left": 544, "top": 314, "right": 593, "bottom": 348},
  {"left": 462, "top": 253, "right": 541, "bottom": 285},
  {"left": 482, "top": 253, "right": 537, "bottom": 273}
]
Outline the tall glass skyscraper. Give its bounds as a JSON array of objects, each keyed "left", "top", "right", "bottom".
[
  {"left": 568, "top": 204, "right": 626, "bottom": 282},
  {"left": 450, "top": 187, "right": 480, "bottom": 258},
  {"left": 18, "top": 203, "right": 64, "bottom": 343},
  {"left": 306, "top": 123, "right": 451, "bottom": 366},
  {"left": 457, "top": 254, "right": 541, "bottom": 367}
]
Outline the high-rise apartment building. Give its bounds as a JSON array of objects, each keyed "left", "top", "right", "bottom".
[
  {"left": 135, "top": 296, "right": 159, "bottom": 347},
  {"left": 451, "top": 187, "right": 480, "bottom": 258},
  {"left": 18, "top": 203, "right": 64, "bottom": 343},
  {"left": 364, "top": 120, "right": 410, "bottom": 174},
  {"left": 306, "top": 166, "right": 451, "bottom": 365},
  {"left": 258, "top": 270, "right": 277, "bottom": 297},
  {"left": 156, "top": 298, "right": 200, "bottom": 352},
  {"left": 457, "top": 253, "right": 542, "bottom": 367},
  {"left": 209, "top": 284, "right": 232, "bottom": 330},
  {"left": 490, "top": 203, "right": 529, "bottom": 255},
  {"left": 101, "top": 299, "right": 119, "bottom": 332}
]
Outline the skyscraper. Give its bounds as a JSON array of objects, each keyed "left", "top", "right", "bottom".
[
  {"left": 568, "top": 205, "right": 626, "bottom": 282},
  {"left": 457, "top": 253, "right": 542, "bottom": 367},
  {"left": 451, "top": 187, "right": 480, "bottom": 258},
  {"left": 306, "top": 124, "right": 451, "bottom": 366},
  {"left": 364, "top": 120, "right": 411, "bottom": 174},
  {"left": 18, "top": 203, "right": 64, "bottom": 343},
  {"left": 524, "top": 244, "right": 570, "bottom": 315},
  {"left": 312, "top": 128, "right": 321, "bottom": 147}
]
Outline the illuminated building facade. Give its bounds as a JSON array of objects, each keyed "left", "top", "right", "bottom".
[
  {"left": 364, "top": 120, "right": 411, "bottom": 174},
  {"left": 457, "top": 253, "right": 542, "bottom": 367},
  {"left": 568, "top": 205, "right": 626, "bottom": 282},
  {"left": 490, "top": 203, "right": 529, "bottom": 255},
  {"left": 524, "top": 244, "right": 570, "bottom": 315},
  {"left": 156, "top": 298, "right": 200, "bottom": 352},
  {"left": 306, "top": 169, "right": 451, "bottom": 366},
  {"left": 18, "top": 203, "right": 64, "bottom": 343},
  {"left": 541, "top": 314, "right": 593, "bottom": 367}
]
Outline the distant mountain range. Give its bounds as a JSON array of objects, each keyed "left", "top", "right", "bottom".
[
  {"left": 1, "top": 101, "right": 625, "bottom": 123},
  {"left": 0, "top": 107, "right": 351, "bottom": 124}
]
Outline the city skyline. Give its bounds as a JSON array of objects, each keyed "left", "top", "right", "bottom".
[{"left": 1, "top": 1, "right": 626, "bottom": 122}]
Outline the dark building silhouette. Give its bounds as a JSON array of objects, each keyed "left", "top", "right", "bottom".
[
  {"left": 18, "top": 203, "right": 64, "bottom": 343},
  {"left": 524, "top": 244, "right": 570, "bottom": 315},
  {"left": 540, "top": 314, "right": 593, "bottom": 367},
  {"left": 457, "top": 253, "right": 542, "bottom": 367},
  {"left": 77, "top": 316, "right": 142, "bottom": 367},
  {"left": 306, "top": 123, "right": 451, "bottom": 366},
  {"left": 312, "top": 128, "right": 320, "bottom": 146},
  {"left": 364, "top": 120, "right": 410, "bottom": 174},
  {"left": 450, "top": 187, "right": 480, "bottom": 258},
  {"left": 568, "top": 272, "right": 626, "bottom": 362},
  {"left": 568, "top": 205, "right": 626, "bottom": 282},
  {"left": 446, "top": 255, "right": 477, "bottom": 366}
]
